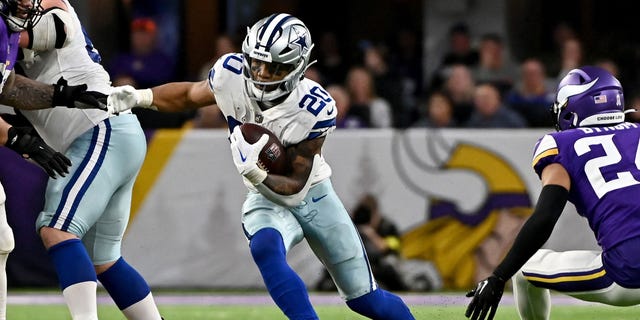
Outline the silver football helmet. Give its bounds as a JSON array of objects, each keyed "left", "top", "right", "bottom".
[{"left": 242, "top": 13, "right": 314, "bottom": 104}]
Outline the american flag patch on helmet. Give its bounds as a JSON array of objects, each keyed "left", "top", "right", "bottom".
[{"left": 594, "top": 94, "right": 608, "bottom": 104}]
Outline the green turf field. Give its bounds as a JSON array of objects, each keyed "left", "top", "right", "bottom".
[{"left": 5, "top": 304, "right": 640, "bottom": 319}]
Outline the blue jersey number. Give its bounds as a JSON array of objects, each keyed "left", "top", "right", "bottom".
[
  {"left": 222, "top": 55, "right": 243, "bottom": 74},
  {"left": 299, "top": 86, "right": 332, "bottom": 116}
]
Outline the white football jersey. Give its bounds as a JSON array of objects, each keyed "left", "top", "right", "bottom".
[
  {"left": 209, "top": 53, "right": 335, "bottom": 186},
  {"left": 17, "top": 0, "right": 113, "bottom": 152}
]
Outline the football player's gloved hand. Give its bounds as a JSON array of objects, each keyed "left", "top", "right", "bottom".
[
  {"left": 229, "top": 126, "right": 269, "bottom": 185},
  {"left": 52, "top": 77, "right": 107, "bottom": 110},
  {"left": 107, "top": 85, "right": 155, "bottom": 115},
  {"left": 6, "top": 127, "right": 72, "bottom": 178},
  {"left": 465, "top": 275, "right": 505, "bottom": 320}
]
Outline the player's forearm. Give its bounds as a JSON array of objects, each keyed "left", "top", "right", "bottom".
[
  {"left": 261, "top": 154, "right": 315, "bottom": 195},
  {"left": 262, "top": 174, "right": 307, "bottom": 195},
  {"left": 0, "top": 73, "right": 54, "bottom": 109},
  {"left": 151, "top": 82, "right": 210, "bottom": 112},
  {"left": 493, "top": 184, "right": 568, "bottom": 280},
  {"left": 254, "top": 155, "right": 321, "bottom": 207}
]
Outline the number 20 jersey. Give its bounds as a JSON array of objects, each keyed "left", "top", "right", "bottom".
[
  {"left": 532, "top": 122, "right": 640, "bottom": 251},
  {"left": 207, "top": 53, "right": 334, "bottom": 186}
]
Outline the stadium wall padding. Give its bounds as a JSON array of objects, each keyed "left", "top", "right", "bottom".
[{"left": 1, "top": 128, "right": 600, "bottom": 289}]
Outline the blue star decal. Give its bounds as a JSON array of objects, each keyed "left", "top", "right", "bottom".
[{"left": 293, "top": 36, "right": 308, "bottom": 50}]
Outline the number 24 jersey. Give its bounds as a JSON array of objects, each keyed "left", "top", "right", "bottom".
[{"left": 532, "top": 122, "right": 640, "bottom": 251}]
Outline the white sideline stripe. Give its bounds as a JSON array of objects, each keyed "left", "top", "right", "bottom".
[{"left": 6, "top": 293, "right": 598, "bottom": 306}]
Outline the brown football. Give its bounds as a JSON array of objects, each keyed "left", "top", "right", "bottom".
[{"left": 239, "top": 123, "right": 289, "bottom": 175}]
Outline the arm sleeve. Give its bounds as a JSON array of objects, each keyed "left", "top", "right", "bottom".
[{"left": 493, "top": 184, "right": 569, "bottom": 280}]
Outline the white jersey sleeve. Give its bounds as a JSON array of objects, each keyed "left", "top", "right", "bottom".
[{"left": 16, "top": 0, "right": 112, "bottom": 152}]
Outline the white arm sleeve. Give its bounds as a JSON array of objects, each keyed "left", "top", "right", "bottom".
[
  {"left": 254, "top": 155, "right": 321, "bottom": 207},
  {"left": 28, "top": 8, "right": 75, "bottom": 51}
]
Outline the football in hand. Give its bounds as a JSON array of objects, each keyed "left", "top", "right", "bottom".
[{"left": 239, "top": 123, "right": 289, "bottom": 175}]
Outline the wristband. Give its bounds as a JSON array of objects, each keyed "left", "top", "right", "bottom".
[
  {"left": 244, "top": 166, "right": 268, "bottom": 185},
  {"left": 137, "top": 89, "right": 157, "bottom": 110}
]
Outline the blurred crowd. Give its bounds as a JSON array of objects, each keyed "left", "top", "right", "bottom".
[{"left": 104, "top": 16, "right": 640, "bottom": 130}]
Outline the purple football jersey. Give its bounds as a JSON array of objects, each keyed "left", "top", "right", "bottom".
[
  {"left": 0, "top": 19, "right": 20, "bottom": 93},
  {"left": 532, "top": 122, "right": 640, "bottom": 251}
]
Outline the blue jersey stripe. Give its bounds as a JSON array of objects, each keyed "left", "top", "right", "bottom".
[
  {"left": 313, "top": 118, "right": 336, "bottom": 129},
  {"left": 265, "top": 15, "right": 293, "bottom": 50},
  {"left": 307, "top": 131, "right": 324, "bottom": 140}
]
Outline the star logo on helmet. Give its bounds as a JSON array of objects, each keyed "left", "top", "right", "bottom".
[{"left": 293, "top": 36, "right": 308, "bottom": 50}]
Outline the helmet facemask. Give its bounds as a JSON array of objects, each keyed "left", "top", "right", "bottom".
[{"left": 0, "top": 0, "right": 44, "bottom": 31}]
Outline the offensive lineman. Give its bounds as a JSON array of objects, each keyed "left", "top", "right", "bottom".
[
  {"left": 107, "top": 13, "right": 416, "bottom": 320},
  {"left": 466, "top": 66, "right": 640, "bottom": 320},
  {"left": 0, "top": 0, "right": 109, "bottom": 318},
  {"left": 9, "top": 0, "right": 162, "bottom": 319}
]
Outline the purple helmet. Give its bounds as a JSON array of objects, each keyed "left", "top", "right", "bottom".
[{"left": 552, "top": 66, "right": 625, "bottom": 131}]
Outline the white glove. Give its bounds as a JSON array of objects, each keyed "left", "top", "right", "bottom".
[
  {"left": 107, "top": 86, "right": 155, "bottom": 115},
  {"left": 229, "top": 126, "right": 269, "bottom": 185}
]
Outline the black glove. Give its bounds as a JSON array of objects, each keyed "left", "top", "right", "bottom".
[
  {"left": 52, "top": 77, "right": 107, "bottom": 110},
  {"left": 6, "top": 126, "right": 72, "bottom": 178},
  {"left": 465, "top": 275, "right": 506, "bottom": 320}
]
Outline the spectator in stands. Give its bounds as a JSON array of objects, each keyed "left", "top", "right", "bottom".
[
  {"left": 316, "top": 194, "right": 408, "bottom": 292},
  {"left": 345, "top": 66, "right": 393, "bottom": 128},
  {"left": 429, "top": 22, "right": 479, "bottom": 92},
  {"left": 315, "top": 31, "right": 349, "bottom": 86},
  {"left": 466, "top": 83, "right": 527, "bottom": 128},
  {"left": 352, "top": 194, "right": 408, "bottom": 291},
  {"left": 543, "top": 21, "right": 577, "bottom": 76},
  {"left": 556, "top": 38, "right": 584, "bottom": 82},
  {"left": 108, "top": 17, "right": 176, "bottom": 88},
  {"left": 441, "top": 22, "right": 480, "bottom": 68},
  {"left": 191, "top": 34, "right": 239, "bottom": 129},
  {"left": 109, "top": 17, "right": 188, "bottom": 128},
  {"left": 389, "top": 27, "right": 424, "bottom": 126},
  {"left": 361, "top": 43, "right": 411, "bottom": 128},
  {"left": 326, "top": 85, "right": 365, "bottom": 129},
  {"left": 412, "top": 91, "right": 457, "bottom": 128},
  {"left": 198, "top": 34, "right": 238, "bottom": 81},
  {"left": 472, "top": 33, "right": 518, "bottom": 95},
  {"left": 504, "top": 58, "right": 555, "bottom": 127},
  {"left": 596, "top": 58, "right": 620, "bottom": 78},
  {"left": 442, "top": 64, "right": 476, "bottom": 125}
]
